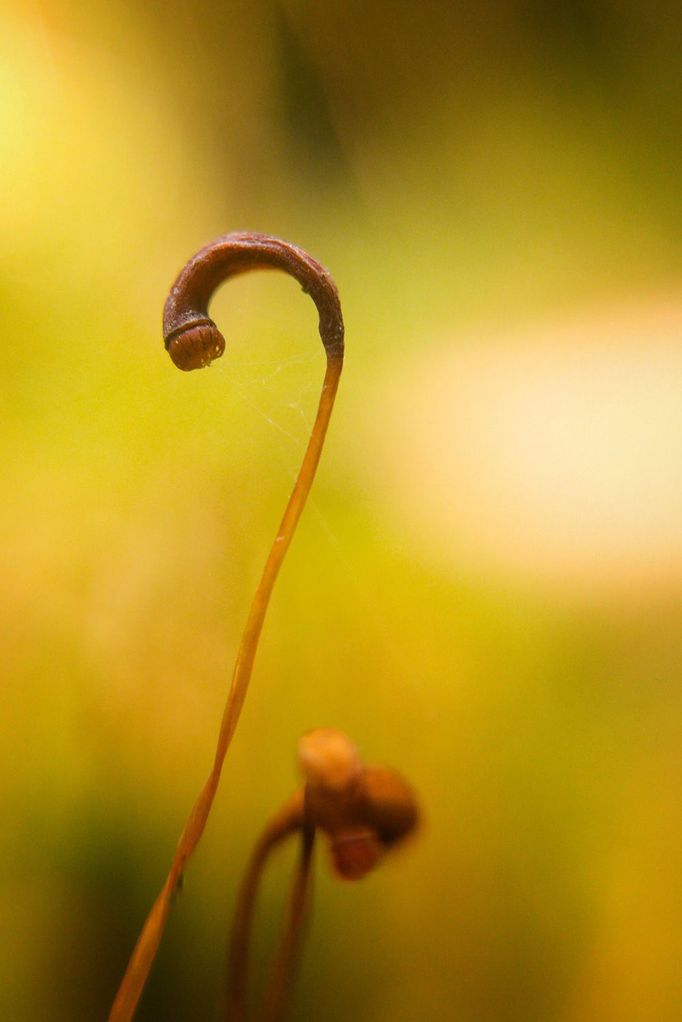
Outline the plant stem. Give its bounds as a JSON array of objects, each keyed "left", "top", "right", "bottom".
[
  {"left": 108, "top": 353, "right": 342, "bottom": 1022},
  {"left": 223, "top": 794, "right": 305, "bottom": 1022},
  {"left": 258, "top": 823, "right": 316, "bottom": 1022}
]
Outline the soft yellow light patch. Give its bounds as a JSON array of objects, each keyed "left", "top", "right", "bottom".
[{"left": 375, "top": 299, "right": 682, "bottom": 601}]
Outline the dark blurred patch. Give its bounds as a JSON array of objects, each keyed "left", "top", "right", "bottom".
[
  {"left": 41, "top": 812, "right": 156, "bottom": 1020},
  {"left": 520, "top": 0, "right": 625, "bottom": 83},
  {"left": 273, "top": 3, "right": 354, "bottom": 189},
  {"left": 59, "top": 808, "right": 216, "bottom": 1021}
]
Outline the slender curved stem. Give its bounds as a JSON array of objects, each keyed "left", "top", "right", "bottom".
[
  {"left": 108, "top": 234, "right": 343, "bottom": 1022},
  {"left": 223, "top": 794, "right": 305, "bottom": 1022},
  {"left": 258, "top": 823, "right": 316, "bottom": 1022}
]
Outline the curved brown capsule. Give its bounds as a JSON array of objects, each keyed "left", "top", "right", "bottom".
[
  {"left": 360, "top": 765, "right": 419, "bottom": 848},
  {"left": 329, "top": 829, "right": 384, "bottom": 881},
  {"left": 298, "top": 729, "right": 419, "bottom": 881},
  {"left": 163, "top": 231, "right": 344, "bottom": 370}
]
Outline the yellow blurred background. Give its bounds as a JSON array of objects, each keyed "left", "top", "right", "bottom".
[{"left": 2, "top": 2, "right": 681, "bottom": 1019}]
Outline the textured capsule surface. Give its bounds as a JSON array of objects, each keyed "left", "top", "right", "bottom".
[
  {"left": 330, "top": 830, "right": 382, "bottom": 881},
  {"left": 167, "top": 323, "right": 225, "bottom": 371}
]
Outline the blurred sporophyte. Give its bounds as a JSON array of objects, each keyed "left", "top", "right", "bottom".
[{"left": 224, "top": 728, "right": 419, "bottom": 1021}]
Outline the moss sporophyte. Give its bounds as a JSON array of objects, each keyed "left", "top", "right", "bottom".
[
  {"left": 224, "top": 729, "right": 418, "bottom": 1022},
  {"left": 109, "top": 234, "right": 418, "bottom": 1022}
]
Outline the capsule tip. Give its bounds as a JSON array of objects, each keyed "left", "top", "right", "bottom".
[{"left": 166, "top": 323, "right": 225, "bottom": 371}]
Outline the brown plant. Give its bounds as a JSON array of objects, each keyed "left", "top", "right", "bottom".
[
  {"left": 224, "top": 729, "right": 419, "bottom": 1022},
  {"left": 109, "top": 234, "right": 344, "bottom": 1021}
]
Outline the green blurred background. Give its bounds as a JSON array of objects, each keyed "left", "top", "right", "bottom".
[{"left": 2, "top": 1, "right": 681, "bottom": 1019}]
